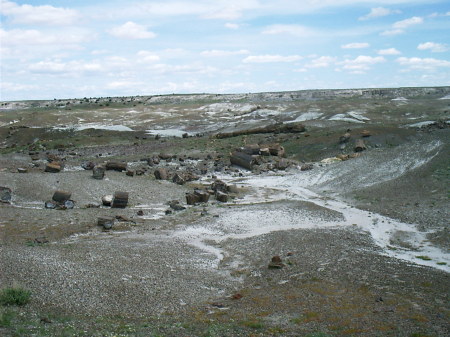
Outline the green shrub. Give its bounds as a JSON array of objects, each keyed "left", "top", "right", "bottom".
[{"left": 0, "top": 287, "right": 31, "bottom": 306}]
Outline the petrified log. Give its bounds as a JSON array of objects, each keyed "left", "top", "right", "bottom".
[
  {"left": 214, "top": 122, "right": 305, "bottom": 139},
  {"left": 230, "top": 151, "right": 256, "bottom": 170},
  {"left": 215, "top": 191, "right": 228, "bottom": 202},
  {"left": 194, "top": 189, "right": 210, "bottom": 202},
  {"left": 154, "top": 168, "right": 168, "bottom": 180},
  {"left": 112, "top": 191, "right": 129, "bottom": 208},
  {"left": 45, "top": 162, "right": 61, "bottom": 173},
  {"left": 186, "top": 193, "right": 200, "bottom": 205},
  {"left": 106, "top": 161, "right": 127, "bottom": 172},
  {"left": 354, "top": 139, "right": 367, "bottom": 152},
  {"left": 92, "top": 165, "right": 105, "bottom": 179}
]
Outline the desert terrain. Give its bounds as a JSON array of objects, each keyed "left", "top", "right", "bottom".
[{"left": 0, "top": 87, "right": 449, "bottom": 336}]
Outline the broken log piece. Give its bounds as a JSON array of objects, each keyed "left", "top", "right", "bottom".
[
  {"left": 112, "top": 191, "right": 129, "bottom": 208},
  {"left": 264, "top": 143, "right": 285, "bottom": 157},
  {"left": 172, "top": 173, "right": 185, "bottom": 185},
  {"left": 230, "top": 151, "right": 257, "bottom": 170},
  {"left": 238, "top": 144, "right": 261, "bottom": 155},
  {"left": 354, "top": 139, "right": 367, "bottom": 152},
  {"left": 102, "top": 195, "right": 113, "bottom": 206},
  {"left": 45, "top": 162, "right": 61, "bottom": 173},
  {"left": 339, "top": 132, "right": 351, "bottom": 144},
  {"left": 126, "top": 170, "right": 135, "bottom": 177},
  {"left": 105, "top": 161, "right": 127, "bottom": 172},
  {"left": 52, "top": 190, "right": 72, "bottom": 203},
  {"left": 92, "top": 165, "right": 106, "bottom": 180},
  {"left": 194, "top": 190, "right": 210, "bottom": 202},
  {"left": 97, "top": 216, "right": 115, "bottom": 229},
  {"left": 215, "top": 191, "right": 228, "bottom": 202},
  {"left": 361, "top": 130, "right": 371, "bottom": 137},
  {"left": 276, "top": 158, "right": 289, "bottom": 170}
]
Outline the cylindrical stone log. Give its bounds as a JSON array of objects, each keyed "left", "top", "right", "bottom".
[
  {"left": 52, "top": 190, "right": 72, "bottom": 202},
  {"left": 45, "top": 162, "right": 61, "bottom": 173},
  {"left": 354, "top": 139, "right": 367, "bottom": 152},
  {"left": 102, "top": 195, "right": 113, "bottom": 206},
  {"left": 230, "top": 151, "right": 256, "bottom": 170},
  {"left": 93, "top": 165, "right": 106, "bottom": 179},
  {"left": 112, "top": 191, "right": 129, "bottom": 208},
  {"left": 105, "top": 161, "right": 127, "bottom": 172}
]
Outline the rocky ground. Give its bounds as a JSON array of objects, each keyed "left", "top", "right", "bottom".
[{"left": 0, "top": 87, "right": 449, "bottom": 336}]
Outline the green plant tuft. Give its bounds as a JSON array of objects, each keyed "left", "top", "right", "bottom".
[{"left": 0, "top": 287, "right": 31, "bottom": 306}]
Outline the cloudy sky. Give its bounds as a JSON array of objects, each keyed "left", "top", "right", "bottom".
[{"left": 1, "top": 0, "right": 449, "bottom": 101}]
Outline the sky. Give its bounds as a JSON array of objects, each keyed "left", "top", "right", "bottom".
[{"left": 1, "top": 0, "right": 450, "bottom": 101}]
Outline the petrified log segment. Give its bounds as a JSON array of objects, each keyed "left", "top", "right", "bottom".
[
  {"left": 52, "top": 190, "right": 71, "bottom": 203},
  {"left": 106, "top": 161, "right": 127, "bottom": 172},
  {"left": 214, "top": 122, "right": 305, "bottom": 139},
  {"left": 230, "top": 151, "right": 256, "bottom": 170},
  {"left": 112, "top": 191, "right": 129, "bottom": 208},
  {"left": 92, "top": 165, "right": 106, "bottom": 179},
  {"left": 354, "top": 139, "right": 367, "bottom": 152}
]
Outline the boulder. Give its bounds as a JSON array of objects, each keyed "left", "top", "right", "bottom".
[
  {"left": 194, "top": 189, "right": 210, "bottom": 203},
  {"left": 301, "top": 164, "right": 314, "bottom": 171},
  {"left": 276, "top": 159, "right": 290, "bottom": 170},
  {"left": 215, "top": 191, "right": 228, "bottom": 202},
  {"left": 186, "top": 193, "right": 200, "bottom": 205},
  {"left": 52, "top": 190, "right": 72, "bottom": 203},
  {"left": 230, "top": 151, "right": 256, "bottom": 170}
]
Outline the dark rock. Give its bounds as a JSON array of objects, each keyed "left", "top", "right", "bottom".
[
  {"left": 186, "top": 193, "right": 200, "bottom": 205},
  {"left": 182, "top": 132, "right": 189, "bottom": 138},
  {"left": 158, "top": 152, "right": 172, "bottom": 160},
  {"left": 361, "top": 130, "right": 371, "bottom": 137},
  {"left": 231, "top": 293, "right": 243, "bottom": 300},
  {"left": 354, "top": 139, "right": 367, "bottom": 152},
  {"left": 230, "top": 151, "right": 257, "bottom": 170},
  {"left": 194, "top": 189, "right": 210, "bottom": 202},
  {"left": 126, "top": 170, "right": 135, "bottom": 177},
  {"left": 172, "top": 173, "right": 185, "bottom": 185},
  {"left": 339, "top": 132, "right": 351, "bottom": 144},
  {"left": 239, "top": 144, "right": 261, "bottom": 155},
  {"left": 276, "top": 158, "right": 289, "bottom": 170},
  {"left": 137, "top": 210, "right": 144, "bottom": 216},
  {"left": 169, "top": 200, "right": 186, "bottom": 211},
  {"left": 44, "top": 201, "right": 57, "bottom": 209}
]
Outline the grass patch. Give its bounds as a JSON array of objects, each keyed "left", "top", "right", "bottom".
[
  {"left": 416, "top": 255, "right": 432, "bottom": 261},
  {"left": 436, "top": 262, "right": 447, "bottom": 265},
  {"left": 0, "top": 309, "right": 15, "bottom": 327},
  {"left": 0, "top": 287, "right": 31, "bottom": 306},
  {"left": 240, "top": 319, "right": 264, "bottom": 329}
]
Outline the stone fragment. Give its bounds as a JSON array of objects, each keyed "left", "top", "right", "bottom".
[
  {"left": 301, "top": 164, "right": 314, "bottom": 171},
  {"left": 354, "top": 139, "right": 366, "bottom": 152},
  {"left": 168, "top": 200, "right": 186, "bottom": 211},
  {"left": 276, "top": 158, "right": 289, "bottom": 170},
  {"left": 81, "top": 161, "right": 95, "bottom": 170},
  {"left": 186, "top": 193, "right": 200, "bottom": 205},
  {"left": 194, "top": 189, "right": 210, "bottom": 202},
  {"left": 172, "top": 173, "right": 185, "bottom": 185},
  {"left": 361, "top": 130, "right": 371, "bottom": 137},
  {"left": 230, "top": 151, "right": 256, "bottom": 170},
  {"left": 17, "top": 168, "right": 28, "bottom": 173},
  {"left": 339, "top": 132, "right": 351, "bottom": 144},
  {"left": 126, "top": 170, "right": 135, "bottom": 177}
]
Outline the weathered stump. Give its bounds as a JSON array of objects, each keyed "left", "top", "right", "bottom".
[{"left": 112, "top": 191, "right": 129, "bottom": 208}]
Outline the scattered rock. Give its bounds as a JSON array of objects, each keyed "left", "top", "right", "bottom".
[
  {"left": 17, "top": 168, "right": 28, "bottom": 173},
  {"left": 361, "top": 130, "right": 371, "bottom": 137},
  {"left": 215, "top": 191, "right": 228, "bottom": 202},
  {"left": 301, "top": 164, "right": 314, "bottom": 171},
  {"left": 268, "top": 255, "right": 285, "bottom": 269},
  {"left": 230, "top": 151, "right": 256, "bottom": 170},
  {"left": 172, "top": 173, "right": 185, "bottom": 185},
  {"left": 276, "top": 158, "right": 290, "bottom": 170},
  {"left": 194, "top": 189, "right": 210, "bottom": 203},
  {"left": 52, "top": 190, "right": 72, "bottom": 203},
  {"left": 339, "top": 132, "right": 351, "bottom": 144},
  {"left": 81, "top": 161, "right": 95, "bottom": 170},
  {"left": 186, "top": 193, "right": 200, "bottom": 205},
  {"left": 137, "top": 210, "right": 144, "bottom": 216},
  {"left": 126, "top": 169, "right": 135, "bottom": 177},
  {"left": 168, "top": 200, "right": 186, "bottom": 211},
  {"left": 231, "top": 293, "right": 243, "bottom": 300},
  {"left": 102, "top": 195, "right": 113, "bottom": 206}
]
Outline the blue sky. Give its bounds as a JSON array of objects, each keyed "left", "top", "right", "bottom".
[{"left": 1, "top": 0, "right": 449, "bottom": 101}]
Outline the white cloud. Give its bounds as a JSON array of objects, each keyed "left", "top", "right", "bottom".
[
  {"left": 393, "top": 16, "right": 423, "bottom": 29},
  {"left": 137, "top": 51, "right": 161, "bottom": 62},
  {"left": 417, "top": 42, "right": 449, "bottom": 53},
  {"left": 341, "top": 42, "right": 370, "bottom": 49},
  {"left": 262, "top": 24, "right": 316, "bottom": 37},
  {"left": 28, "top": 60, "right": 103, "bottom": 74},
  {"left": 397, "top": 57, "right": 450, "bottom": 70},
  {"left": 108, "top": 22, "right": 156, "bottom": 39},
  {"left": 359, "top": 7, "right": 401, "bottom": 20},
  {"left": 225, "top": 22, "right": 240, "bottom": 29},
  {"left": 0, "top": 28, "right": 93, "bottom": 47},
  {"left": 341, "top": 55, "right": 385, "bottom": 73},
  {"left": 0, "top": 0, "right": 80, "bottom": 25},
  {"left": 243, "top": 54, "right": 302, "bottom": 63},
  {"left": 306, "top": 56, "right": 337, "bottom": 68},
  {"left": 201, "top": 49, "right": 250, "bottom": 57},
  {"left": 377, "top": 48, "right": 401, "bottom": 55},
  {"left": 381, "top": 16, "right": 423, "bottom": 35}
]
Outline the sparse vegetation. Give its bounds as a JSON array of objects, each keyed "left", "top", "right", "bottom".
[{"left": 0, "top": 287, "right": 31, "bottom": 306}]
